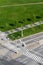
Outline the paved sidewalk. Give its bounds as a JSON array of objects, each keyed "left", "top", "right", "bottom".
[{"left": 5, "top": 21, "right": 43, "bottom": 35}]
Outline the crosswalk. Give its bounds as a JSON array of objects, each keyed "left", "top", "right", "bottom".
[
  {"left": 0, "top": 37, "right": 43, "bottom": 64},
  {"left": 15, "top": 55, "right": 29, "bottom": 64},
  {"left": 24, "top": 48, "right": 43, "bottom": 64}
]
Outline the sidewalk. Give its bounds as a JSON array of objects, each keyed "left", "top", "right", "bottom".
[{"left": 5, "top": 21, "right": 43, "bottom": 35}]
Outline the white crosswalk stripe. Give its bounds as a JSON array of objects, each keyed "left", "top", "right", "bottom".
[{"left": 24, "top": 48, "right": 43, "bottom": 64}]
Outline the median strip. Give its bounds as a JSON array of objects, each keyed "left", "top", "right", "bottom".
[{"left": 8, "top": 24, "right": 43, "bottom": 40}]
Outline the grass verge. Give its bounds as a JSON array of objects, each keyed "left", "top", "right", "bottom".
[
  {"left": 8, "top": 24, "right": 43, "bottom": 40},
  {"left": 0, "top": 4, "right": 43, "bottom": 31}
]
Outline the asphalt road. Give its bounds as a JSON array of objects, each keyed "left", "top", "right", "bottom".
[
  {"left": 0, "top": 55, "right": 42, "bottom": 65},
  {"left": 0, "top": 32, "right": 43, "bottom": 65}
]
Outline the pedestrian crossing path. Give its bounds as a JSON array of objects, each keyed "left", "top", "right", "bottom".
[
  {"left": 0, "top": 38, "right": 43, "bottom": 64},
  {"left": 24, "top": 48, "right": 43, "bottom": 64}
]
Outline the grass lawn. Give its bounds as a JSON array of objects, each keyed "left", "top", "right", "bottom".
[
  {"left": 0, "top": 0, "right": 43, "bottom": 5},
  {"left": 8, "top": 24, "right": 43, "bottom": 40},
  {"left": 0, "top": 4, "right": 43, "bottom": 31}
]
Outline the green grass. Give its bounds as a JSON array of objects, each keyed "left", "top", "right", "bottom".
[
  {"left": 8, "top": 24, "right": 43, "bottom": 40},
  {"left": 0, "top": 0, "right": 43, "bottom": 5},
  {"left": 0, "top": 4, "right": 43, "bottom": 31}
]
